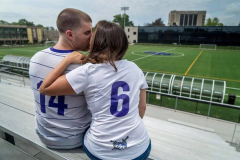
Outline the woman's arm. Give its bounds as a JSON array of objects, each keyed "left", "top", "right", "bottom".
[
  {"left": 39, "top": 52, "right": 84, "bottom": 96},
  {"left": 138, "top": 89, "right": 147, "bottom": 119}
]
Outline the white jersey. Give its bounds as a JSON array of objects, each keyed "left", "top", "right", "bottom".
[
  {"left": 29, "top": 47, "right": 91, "bottom": 149},
  {"left": 66, "top": 60, "right": 150, "bottom": 159}
]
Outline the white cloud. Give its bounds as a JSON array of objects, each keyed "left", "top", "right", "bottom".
[
  {"left": 0, "top": 0, "right": 239, "bottom": 27},
  {"left": 225, "top": 2, "right": 240, "bottom": 14}
]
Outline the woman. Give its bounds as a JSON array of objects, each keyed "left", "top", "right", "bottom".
[{"left": 39, "top": 20, "right": 151, "bottom": 160}]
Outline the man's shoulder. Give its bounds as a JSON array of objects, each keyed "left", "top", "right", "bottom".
[
  {"left": 36, "top": 48, "right": 51, "bottom": 55},
  {"left": 31, "top": 48, "right": 51, "bottom": 60}
]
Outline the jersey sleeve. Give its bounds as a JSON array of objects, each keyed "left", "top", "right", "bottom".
[
  {"left": 66, "top": 66, "right": 88, "bottom": 94},
  {"left": 140, "top": 70, "right": 148, "bottom": 89}
]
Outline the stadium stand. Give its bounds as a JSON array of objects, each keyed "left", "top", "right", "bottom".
[{"left": 1, "top": 77, "right": 240, "bottom": 159}]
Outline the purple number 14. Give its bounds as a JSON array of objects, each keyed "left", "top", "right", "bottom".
[{"left": 37, "top": 81, "right": 67, "bottom": 116}]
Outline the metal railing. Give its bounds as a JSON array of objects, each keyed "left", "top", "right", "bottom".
[
  {"left": 0, "top": 63, "right": 29, "bottom": 75},
  {"left": 231, "top": 123, "right": 240, "bottom": 143},
  {"left": 146, "top": 90, "right": 240, "bottom": 120},
  {"left": 0, "top": 65, "right": 26, "bottom": 86}
]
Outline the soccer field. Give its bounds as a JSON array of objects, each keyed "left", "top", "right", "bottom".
[
  {"left": 125, "top": 45, "right": 240, "bottom": 104},
  {"left": 1, "top": 45, "right": 240, "bottom": 99},
  {"left": 0, "top": 44, "right": 240, "bottom": 110}
]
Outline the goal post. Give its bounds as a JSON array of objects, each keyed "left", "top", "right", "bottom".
[
  {"left": 44, "top": 41, "right": 58, "bottom": 47},
  {"left": 199, "top": 44, "right": 217, "bottom": 50}
]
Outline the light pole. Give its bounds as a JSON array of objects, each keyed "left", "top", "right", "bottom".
[
  {"left": 179, "top": 35, "right": 181, "bottom": 45},
  {"left": 121, "top": 7, "right": 129, "bottom": 30}
]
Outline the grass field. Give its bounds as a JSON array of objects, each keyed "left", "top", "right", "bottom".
[
  {"left": 125, "top": 45, "right": 240, "bottom": 100},
  {"left": 1, "top": 45, "right": 240, "bottom": 122}
]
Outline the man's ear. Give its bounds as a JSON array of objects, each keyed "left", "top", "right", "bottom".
[{"left": 65, "top": 30, "right": 73, "bottom": 41}]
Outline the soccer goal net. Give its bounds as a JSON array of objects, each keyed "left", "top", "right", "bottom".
[
  {"left": 199, "top": 44, "right": 217, "bottom": 50},
  {"left": 45, "top": 41, "right": 58, "bottom": 47}
]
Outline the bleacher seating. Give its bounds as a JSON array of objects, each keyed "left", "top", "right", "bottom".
[{"left": 0, "top": 80, "right": 240, "bottom": 160}]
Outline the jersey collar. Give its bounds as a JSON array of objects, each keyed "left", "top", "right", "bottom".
[{"left": 50, "top": 47, "right": 74, "bottom": 53}]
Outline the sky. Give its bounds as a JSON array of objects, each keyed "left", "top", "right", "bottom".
[{"left": 0, "top": 0, "right": 239, "bottom": 29}]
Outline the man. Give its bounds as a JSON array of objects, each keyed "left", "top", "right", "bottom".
[{"left": 29, "top": 8, "right": 92, "bottom": 149}]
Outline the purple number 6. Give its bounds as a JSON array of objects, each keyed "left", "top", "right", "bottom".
[{"left": 110, "top": 81, "right": 130, "bottom": 117}]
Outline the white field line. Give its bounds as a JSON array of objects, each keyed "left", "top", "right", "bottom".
[
  {"left": 226, "top": 87, "right": 240, "bottom": 91},
  {"left": 225, "top": 94, "right": 240, "bottom": 98},
  {"left": 131, "top": 48, "right": 176, "bottom": 62}
]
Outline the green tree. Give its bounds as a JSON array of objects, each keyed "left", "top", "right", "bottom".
[
  {"left": 12, "top": 22, "right": 18, "bottom": 25},
  {"left": 0, "top": 20, "right": 9, "bottom": 24},
  {"left": 44, "top": 27, "right": 49, "bottom": 30},
  {"left": 145, "top": 18, "right": 165, "bottom": 26},
  {"left": 205, "top": 17, "right": 223, "bottom": 26},
  {"left": 17, "top": 19, "right": 35, "bottom": 26},
  {"left": 36, "top": 24, "right": 44, "bottom": 27},
  {"left": 49, "top": 26, "right": 55, "bottom": 30},
  {"left": 113, "top": 14, "right": 134, "bottom": 28}
]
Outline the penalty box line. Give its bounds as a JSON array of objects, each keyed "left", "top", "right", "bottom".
[{"left": 131, "top": 48, "right": 176, "bottom": 62}]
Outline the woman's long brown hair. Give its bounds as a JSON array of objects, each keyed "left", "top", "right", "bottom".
[{"left": 82, "top": 20, "right": 128, "bottom": 71}]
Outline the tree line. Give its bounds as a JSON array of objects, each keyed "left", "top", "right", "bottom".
[
  {"left": 0, "top": 19, "right": 56, "bottom": 30},
  {"left": 1, "top": 16, "right": 237, "bottom": 30},
  {"left": 112, "top": 15, "right": 233, "bottom": 27}
]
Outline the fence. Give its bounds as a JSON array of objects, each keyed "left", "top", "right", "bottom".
[
  {"left": 136, "top": 43, "right": 240, "bottom": 51},
  {"left": 147, "top": 90, "right": 240, "bottom": 122}
]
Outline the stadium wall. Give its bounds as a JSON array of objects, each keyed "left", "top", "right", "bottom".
[
  {"left": 168, "top": 10, "right": 206, "bottom": 26},
  {"left": 0, "top": 24, "right": 28, "bottom": 45},
  {"left": 37, "top": 28, "right": 42, "bottom": 43},
  {"left": 0, "top": 24, "right": 59, "bottom": 45},
  {"left": 27, "top": 28, "right": 33, "bottom": 43},
  {"left": 126, "top": 26, "right": 240, "bottom": 46},
  {"left": 125, "top": 27, "right": 138, "bottom": 43}
]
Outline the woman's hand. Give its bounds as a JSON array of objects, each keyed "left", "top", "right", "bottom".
[{"left": 65, "top": 51, "right": 86, "bottom": 64}]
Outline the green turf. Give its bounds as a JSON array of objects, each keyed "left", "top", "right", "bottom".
[
  {"left": 123, "top": 45, "right": 240, "bottom": 122},
  {"left": 1, "top": 44, "right": 240, "bottom": 122},
  {"left": 0, "top": 46, "right": 48, "bottom": 58}
]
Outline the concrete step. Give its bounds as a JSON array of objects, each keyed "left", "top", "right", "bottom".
[
  {"left": 0, "top": 96, "right": 35, "bottom": 115},
  {"left": 0, "top": 138, "right": 37, "bottom": 160},
  {"left": 0, "top": 79, "right": 26, "bottom": 87},
  {"left": 144, "top": 117, "right": 225, "bottom": 142},
  {"left": 0, "top": 82, "right": 35, "bottom": 114},
  {"left": 150, "top": 136, "right": 240, "bottom": 160},
  {"left": 144, "top": 116, "right": 225, "bottom": 142},
  {"left": 145, "top": 104, "right": 240, "bottom": 144},
  {"left": 0, "top": 86, "right": 34, "bottom": 104},
  {"left": 144, "top": 117, "right": 236, "bottom": 152},
  {"left": 168, "top": 118, "right": 215, "bottom": 132},
  {"left": 0, "top": 81, "right": 32, "bottom": 95}
]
